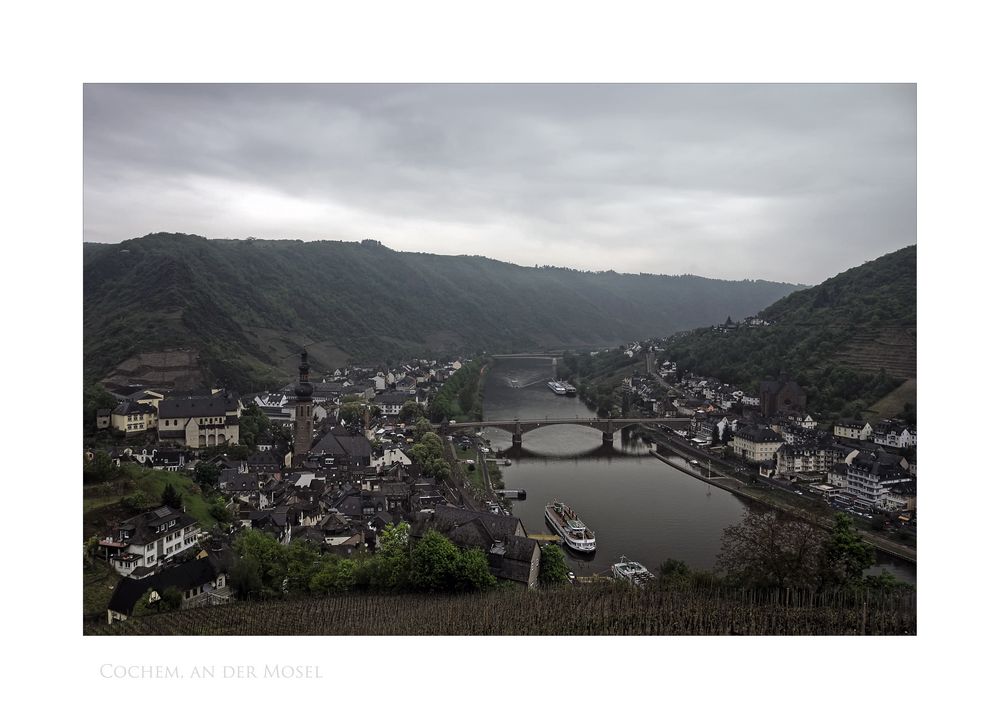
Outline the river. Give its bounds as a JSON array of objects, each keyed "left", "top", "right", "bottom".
[{"left": 479, "top": 357, "right": 916, "bottom": 585}]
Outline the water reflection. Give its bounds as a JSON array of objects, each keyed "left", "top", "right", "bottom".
[{"left": 481, "top": 357, "right": 916, "bottom": 585}]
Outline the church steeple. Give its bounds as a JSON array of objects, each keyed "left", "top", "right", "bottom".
[
  {"left": 295, "top": 350, "right": 313, "bottom": 399},
  {"left": 293, "top": 349, "right": 314, "bottom": 463}
]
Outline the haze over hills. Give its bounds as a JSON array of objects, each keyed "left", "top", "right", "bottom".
[
  {"left": 664, "top": 244, "right": 916, "bottom": 418},
  {"left": 84, "top": 233, "right": 802, "bottom": 390}
]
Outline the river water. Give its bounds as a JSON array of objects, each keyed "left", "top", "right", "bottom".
[{"left": 479, "top": 358, "right": 916, "bottom": 585}]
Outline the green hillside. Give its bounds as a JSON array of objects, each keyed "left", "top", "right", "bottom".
[
  {"left": 83, "top": 233, "right": 800, "bottom": 390},
  {"left": 664, "top": 245, "right": 916, "bottom": 417}
]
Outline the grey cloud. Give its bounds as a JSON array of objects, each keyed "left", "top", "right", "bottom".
[{"left": 84, "top": 83, "right": 915, "bottom": 284}]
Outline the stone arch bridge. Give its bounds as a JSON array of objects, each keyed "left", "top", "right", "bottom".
[{"left": 443, "top": 416, "right": 690, "bottom": 446}]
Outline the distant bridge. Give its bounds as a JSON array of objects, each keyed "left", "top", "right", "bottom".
[{"left": 444, "top": 416, "right": 690, "bottom": 446}]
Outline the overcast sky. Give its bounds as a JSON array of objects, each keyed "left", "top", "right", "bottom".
[{"left": 84, "top": 84, "right": 915, "bottom": 284}]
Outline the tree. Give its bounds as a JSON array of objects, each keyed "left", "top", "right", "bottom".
[
  {"left": 209, "top": 497, "right": 233, "bottom": 526},
  {"left": 122, "top": 490, "right": 152, "bottom": 511},
  {"left": 309, "top": 557, "right": 357, "bottom": 594},
  {"left": 194, "top": 461, "right": 221, "bottom": 490},
  {"left": 862, "top": 570, "right": 911, "bottom": 592},
  {"left": 83, "top": 535, "right": 100, "bottom": 566},
  {"left": 84, "top": 450, "right": 116, "bottom": 484},
  {"left": 160, "top": 586, "right": 183, "bottom": 610},
  {"left": 538, "top": 543, "right": 569, "bottom": 586},
  {"left": 284, "top": 540, "right": 322, "bottom": 594},
  {"left": 820, "top": 512, "right": 875, "bottom": 588},
  {"left": 399, "top": 400, "right": 425, "bottom": 424},
  {"left": 716, "top": 509, "right": 827, "bottom": 590},
  {"left": 233, "top": 530, "right": 287, "bottom": 596},
  {"left": 161, "top": 483, "right": 182, "bottom": 510},
  {"left": 454, "top": 548, "right": 497, "bottom": 591},
  {"left": 83, "top": 381, "right": 117, "bottom": 434},
  {"left": 658, "top": 558, "right": 692, "bottom": 588},
  {"left": 409, "top": 530, "right": 460, "bottom": 592},
  {"left": 413, "top": 417, "right": 433, "bottom": 436},
  {"left": 372, "top": 522, "right": 411, "bottom": 591},
  {"left": 239, "top": 404, "right": 271, "bottom": 448},
  {"left": 338, "top": 402, "right": 367, "bottom": 428},
  {"left": 230, "top": 556, "right": 264, "bottom": 600}
]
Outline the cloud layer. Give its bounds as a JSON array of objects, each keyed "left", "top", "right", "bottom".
[{"left": 84, "top": 84, "right": 915, "bottom": 284}]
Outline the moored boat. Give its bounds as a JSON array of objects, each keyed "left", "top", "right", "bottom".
[
  {"left": 546, "top": 380, "right": 568, "bottom": 395},
  {"left": 561, "top": 382, "right": 577, "bottom": 396},
  {"left": 544, "top": 501, "right": 596, "bottom": 552},
  {"left": 611, "top": 556, "right": 655, "bottom": 586}
]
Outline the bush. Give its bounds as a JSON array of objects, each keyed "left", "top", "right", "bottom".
[{"left": 539, "top": 543, "right": 569, "bottom": 586}]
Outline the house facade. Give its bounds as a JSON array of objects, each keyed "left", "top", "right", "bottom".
[
  {"left": 731, "top": 426, "right": 784, "bottom": 464},
  {"left": 833, "top": 420, "right": 873, "bottom": 442},
  {"left": 840, "top": 450, "right": 912, "bottom": 510},
  {"left": 157, "top": 393, "right": 241, "bottom": 448},
  {"left": 103, "top": 506, "right": 200, "bottom": 576},
  {"left": 374, "top": 391, "right": 409, "bottom": 418},
  {"left": 872, "top": 420, "right": 916, "bottom": 449},
  {"left": 111, "top": 400, "right": 157, "bottom": 435}
]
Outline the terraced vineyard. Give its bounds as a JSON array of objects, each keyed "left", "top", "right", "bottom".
[
  {"left": 86, "top": 583, "right": 916, "bottom": 636},
  {"left": 835, "top": 327, "right": 916, "bottom": 378}
]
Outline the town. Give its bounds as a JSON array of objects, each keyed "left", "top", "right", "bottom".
[
  {"left": 84, "top": 331, "right": 916, "bottom": 627},
  {"left": 85, "top": 351, "right": 558, "bottom": 624},
  {"left": 617, "top": 333, "right": 916, "bottom": 529}
]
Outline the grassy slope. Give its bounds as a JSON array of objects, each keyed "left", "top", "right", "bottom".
[
  {"left": 83, "top": 466, "right": 216, "bottom": 542},
  {"left": 866, "top": 377, "right": 917, "bottom": 420}
]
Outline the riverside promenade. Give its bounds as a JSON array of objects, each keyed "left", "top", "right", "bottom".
[{"left": 647, "top": 432, "right": 916, "bottom": 564}]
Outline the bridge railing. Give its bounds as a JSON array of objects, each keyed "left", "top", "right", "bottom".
[{"left": 447, "top": 416, "right": 685, "bottom": 425}]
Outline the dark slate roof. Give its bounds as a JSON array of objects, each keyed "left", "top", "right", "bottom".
[
  {"left": 114, "top": 506, "right": 197, "bottom": 546},
  {"left": 487, "top": 537, "right": 539, "bottom": 584},
  {"left": 500, "top": 535, "right": 538, "bottom": 563},
  {"left": 382, "top": 482, "right": 410, "bottom": 499},
  {"left": 113, "top": 400, "right": 157, "bottom": 417},
  {"left": 374, "top": 392, "right": 410, "bottom": 406},
  {"left": 289, "top": 525, "right": 326, "bottom": 544},
  {"left": 158, "top": 394, "right": 239, "bottom": 419},
  {"left": 444, "top": 517, "right": 495, "bottom": 548},
  {"left": 220, "top": 473, "right": 259, "bottom": 492},
  {"left": 734, "top": 426, "right": 784, "bottom": 443},
  {"left": 248, "top": 451, "right": 283, "bottom": 468},
  {"left": 107, "top": 556, "right": 223, "bottom": 615},
  {"left": 414, "top": 506, "right": 525, "bottom": 542},
  {"left": 851, "top": 451, "right": 909, "bottom": 479},
  {"left": 311, "top": 429, "right": 372, "bottom": 459}
]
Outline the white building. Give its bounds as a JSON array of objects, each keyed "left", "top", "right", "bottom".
[
  {"left": 833, "top": 420, "right": 873, "bottom": 442},
  {"left": 103, "top": 506, "right": 200, "bottom": 576}
]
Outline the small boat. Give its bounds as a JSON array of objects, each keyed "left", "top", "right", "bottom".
[
  {"left": 544, "top": 501, "right": 596, "bottom": 552},
  {"left": 546, "top": 380, "right": 568, "bottom": 395},
  {"left": 611, "top": 556, "right": 655, "bottom": 587}
]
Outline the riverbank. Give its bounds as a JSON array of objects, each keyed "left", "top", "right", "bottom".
[{"left": 647, "top": 435, "right": 916, "bottom": 564}]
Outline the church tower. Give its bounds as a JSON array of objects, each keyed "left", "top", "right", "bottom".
[{"left": 293, "top": 350, "right": 314, "bottom": 463}]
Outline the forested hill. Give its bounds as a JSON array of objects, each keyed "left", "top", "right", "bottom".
[
  {"left": 84, "top": 233, "right": 800, "bottom": 389},
  {"left": 664, "top": 245, "right": 917, "bottom": 418}
]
